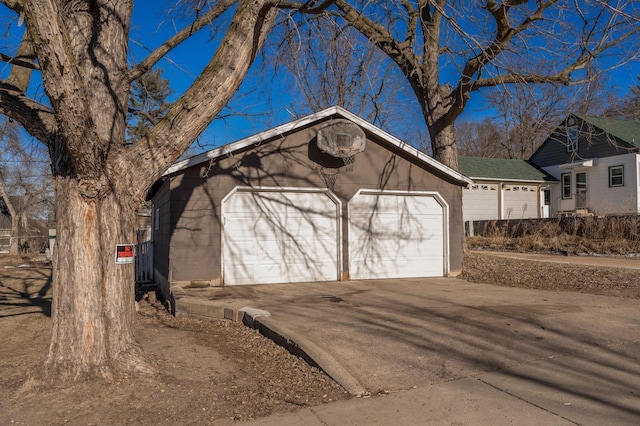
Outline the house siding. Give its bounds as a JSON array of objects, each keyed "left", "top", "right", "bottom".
[
  {"left": 151, "top": 179, "right": 171, "bottom": 295},
  {"left": 543, "top": 165, "right": 576, "bottom": 213},
  {"left": 155, "top": 118, "right": 464, "bottom": 287},
  {"left": 542, "top": 153, "right": 639, "bottom": 215},
  {"left": 531, "top": 118, "right": 637, "bottom": 168},
  {"left": 584, "top": 154, "right": 639, "bottom": 215}
]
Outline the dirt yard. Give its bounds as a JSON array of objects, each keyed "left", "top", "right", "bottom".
[
  {"left": 1, "top": 251, "right": 638, "bottom": 425},
  {"left": 0, "top": 258, "right": 348, "bottom": 425}
]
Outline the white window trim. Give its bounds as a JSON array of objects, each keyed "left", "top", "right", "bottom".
[
  {"left": 562, "top": 173, "right": 572, "bottom": 199},
  {"left": 567, "top": 126, "right": 579, "bottom": 152},
  {"left": 609, "top": 165, "right": 624, "bottom": 187}
]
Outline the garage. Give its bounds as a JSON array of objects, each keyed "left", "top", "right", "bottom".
[
  {"left": 348, "top": 191, "right": 447, "bottom": 280},
  {"left": 222, "top": 188, "right": 341, "bottom": 285},
  {"left": 150, "top": 107, "right": 470, "bottom": 294}
]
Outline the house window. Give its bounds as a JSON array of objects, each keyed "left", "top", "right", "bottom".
[
  {"left": 154, "top": 208, "right": 160, "bottom": 231},
  {"left": 562, "top": 173, "right": 572, "bottom": 199},
  {"left": 609, "top": 165, "right": 624, "bottom": 187},
  {"left": 567, "top": 126, "right": 578, "bottom": 152},
  {"left": 566, "top": 116, "right": 578, "bottom": 152}
]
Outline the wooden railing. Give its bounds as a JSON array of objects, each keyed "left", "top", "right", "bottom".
[{"left": 135, "top": 240, "right": 153, "bottom": 283}]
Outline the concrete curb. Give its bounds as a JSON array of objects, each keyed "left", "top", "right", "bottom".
[
  {"left": 174, "top": 296, "right": 369, "bottom": 396},
  {"left": 249, "top": 314, "right": 369, "bottom": 397}
]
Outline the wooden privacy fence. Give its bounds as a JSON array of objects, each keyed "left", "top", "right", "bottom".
[{"left": 135, "top": 240, "right": 153, "bottom": 284}]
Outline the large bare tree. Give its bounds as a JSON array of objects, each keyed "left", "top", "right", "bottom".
[
  {"left": 0, "top": 118, "right": 52, "bottom": 254},
  {"left": 274, "top": 17, "right": 415, "bottom": 132},
  {"left": 0, "top": 0, "right": 331, "bottom": 383},
  {"left": 0, "top": 119, "right": 21, "bottom": 255},
  {"left": 316, "top": 0, "right": 640, "bottom": 170},
  {"left": 463, "top": 78, "right": 609, "bottom": 160},
  {"left": 605, "top": 77, "right": 640, "bottom": 120}
]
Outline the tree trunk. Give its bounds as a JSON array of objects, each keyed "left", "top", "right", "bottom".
[
  {"left": 430, "top": 122, "right": 460, "bottom": 171},
  {"left": 43, "top": 178, "right": 150, "bottom": 382},
  {"left": 9, "top": 208, "right": 19, "bottom": 255},
  {"left": 0, "top": 177, "right": 20, "bottom": 255}
]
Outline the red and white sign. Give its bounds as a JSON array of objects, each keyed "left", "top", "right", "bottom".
[{"left": 115, "top": 244, "right": 135, "bottom": 264}]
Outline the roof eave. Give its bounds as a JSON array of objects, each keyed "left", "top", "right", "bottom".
[
  {"left": 163, "top": 106, "right": 473, "bottom": 186},
  {"left": 163, "top": 106, "right": 345, "bottom": 176},
  {"left": 467, "top": 177, "right": 553, "bottom": 183}
]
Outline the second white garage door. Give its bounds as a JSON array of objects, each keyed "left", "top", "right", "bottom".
[
  {"left": 222, "top": 189, "right": 340, "bottom": 285},
  {"left": 349, "top": 191, "right": 447, "bottom": 279}
]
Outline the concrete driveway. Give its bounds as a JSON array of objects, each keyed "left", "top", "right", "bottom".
[{"left": 175, "top": 278, "right": 640, "bottom": 425}]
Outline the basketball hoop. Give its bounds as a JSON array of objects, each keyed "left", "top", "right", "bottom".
[
  {"left": 319, "top": 167, "right": 339, "bottom": 191},
  {"left": 317, "top": 119, "right": 366, "bottom": 172}
]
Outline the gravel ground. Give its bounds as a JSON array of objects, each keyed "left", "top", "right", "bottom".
[{"left": 463, "top": 251, "right": 640, "bottom": 299}]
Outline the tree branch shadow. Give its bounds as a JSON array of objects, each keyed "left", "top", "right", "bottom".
[{"left": 0, "top": 267, "right": 52, "bottom": 318}]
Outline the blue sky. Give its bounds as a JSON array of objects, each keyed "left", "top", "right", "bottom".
[
  {"left": 127, "top": 1, "right": 497, "bottom": 149},
  {"left": 2, "top": 1, "right": 639, "bottom": 154},
  {"left": 127, "top": 0, "right": 639, "bottom": 154}
]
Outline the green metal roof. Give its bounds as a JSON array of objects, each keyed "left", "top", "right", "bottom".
[
  {"left": 459, "top": 156, "right": 556, "bottom": 182},
  {"left": 575, "top": 115, "right": 640, "bottom": 149}
]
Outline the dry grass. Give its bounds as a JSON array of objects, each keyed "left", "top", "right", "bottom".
[{"left": 468, "top": 215, "right": 640, "bottom": 255}]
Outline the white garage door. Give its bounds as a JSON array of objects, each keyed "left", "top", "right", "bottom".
[
  {"left": 223, "top": 189, "right": 339, "bottom": 285},
  {"left": 463, "top": 184, "right": 500, "bottom": 221},
  {"left": 503, "top": 185, "right": 538, "bottom": 219},
  {"left": 349, "top": 192, "right": 446, "bottom": 280}
]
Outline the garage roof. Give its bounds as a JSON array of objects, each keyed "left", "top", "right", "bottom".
[
  {"left": 459, "top": 156, "right": 557, "bottom": 183},
  {"left": 163, "top": 106, "right": 473, "bottom": 186}
]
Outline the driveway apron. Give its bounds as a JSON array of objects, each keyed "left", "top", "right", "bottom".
[{"left": 177, "top": 278, "right": 640, "bottom": 424}]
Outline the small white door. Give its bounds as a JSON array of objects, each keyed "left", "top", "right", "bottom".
[
  {"left": 349, "top": 192, "right": 446, "bottom": 279},
  {"left": 541, "top": 189, "right": 551, "bottom": 218},
  {"left": 576, "top": 172, "right": 587, "bottom": 209},
  {"left": 223, "top": 190, "right": 339, "bottom": 285}
]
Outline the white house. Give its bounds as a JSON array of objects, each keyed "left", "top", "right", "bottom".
[{"left": 529, "top": 115, "right": 640, "bottom": 216}]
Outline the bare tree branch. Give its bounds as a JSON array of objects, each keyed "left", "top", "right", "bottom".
[
  {"left": 272, "top": 0, "right": 335, "bottom": 14},
  {"left": 5, "top": 30, "right": 38, "bottom": 93},
  {"left": 0, "top": 83, "right": 56, "bottom": 145},
  {"left": 127, "top": 0, "right": 236, "bottom": 83},
  {"left": 319, "top": 0, "right": 639, "bottom": 169},
  {"left": 0, "top": 0, "right": 23, "bottom": 13},
  {"left": 450, "top": 1, "right": 556, "bottom": 122},
  {"left": 334, "top": 0, "right": 422, "bottom": 91},
  {"left": 126, "top": 0, "right": 279, "bottom": 198},
  {"left": 0, "top": 52, "right": 39, "bottom": 72}
]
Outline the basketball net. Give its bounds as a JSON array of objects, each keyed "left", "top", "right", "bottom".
[
  {"left": 320, "top": 167, "right": 339, "bottom": 191},
  {"left": 342, "top": 155, "right": 355, "bottom": 172}
]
